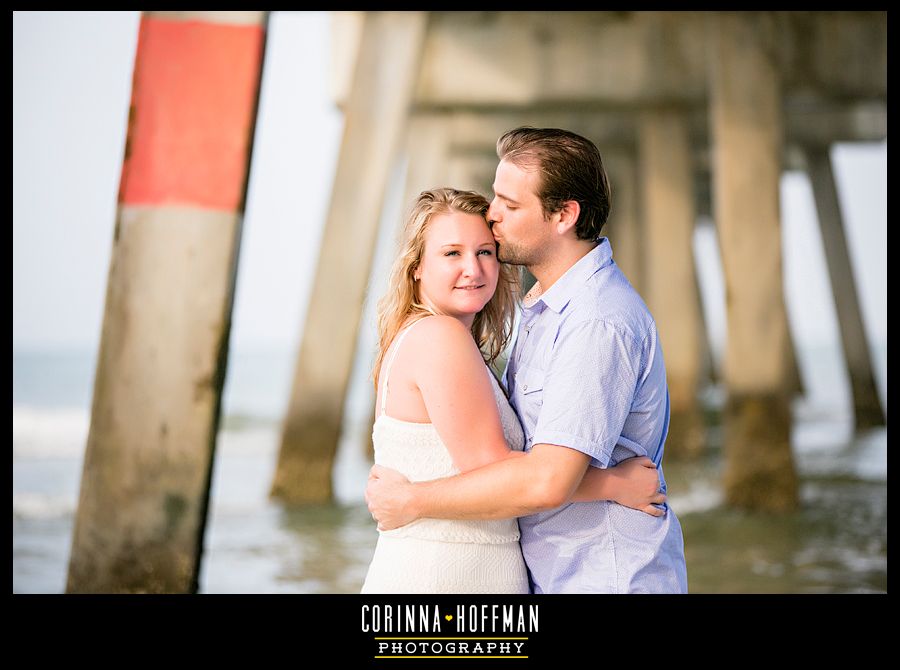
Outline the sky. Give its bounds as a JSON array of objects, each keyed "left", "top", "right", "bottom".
[{"left": 13, "top": 11, "right": 887, "bottom": 370}]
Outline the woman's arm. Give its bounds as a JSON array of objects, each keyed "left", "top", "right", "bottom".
[{"left": 404, "top": 315, "right": 522, "bottom": 473}]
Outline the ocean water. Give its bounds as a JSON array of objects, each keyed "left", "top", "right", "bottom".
[{"left": 12, "top": 343, "right": 887, "bottom": 594}]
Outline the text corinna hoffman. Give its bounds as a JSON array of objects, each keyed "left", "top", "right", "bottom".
[{"left": 361, "top": 604, "right": 538, "bottom": 633}]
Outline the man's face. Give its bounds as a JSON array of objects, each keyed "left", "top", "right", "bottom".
[{"left": 487, "top": 159, "right": 551, "bottom": 267}]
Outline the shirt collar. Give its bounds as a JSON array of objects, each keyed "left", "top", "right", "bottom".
[{"left": 527, "top": 238, "right": 613, "bottom": 314}]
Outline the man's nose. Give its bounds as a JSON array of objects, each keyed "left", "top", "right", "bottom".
[{"left": 487, "top": 200, "right": 500, "bottom": 225}]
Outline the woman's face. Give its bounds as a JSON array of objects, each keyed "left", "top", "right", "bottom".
[{"left": 416, "top": 211, "right": 499, "bottom": 327}]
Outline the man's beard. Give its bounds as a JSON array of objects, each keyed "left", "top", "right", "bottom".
[{"left": 497, "top": 239, "right": 540, "bottom": 267}]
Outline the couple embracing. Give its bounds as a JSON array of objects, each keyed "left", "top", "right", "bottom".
[{"left": 362, "top": 127, "right": 687, "bottom": 594}]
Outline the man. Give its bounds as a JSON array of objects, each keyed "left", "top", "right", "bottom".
[{"left": 367, "top": 127, "right": 687, "bottom": 593}]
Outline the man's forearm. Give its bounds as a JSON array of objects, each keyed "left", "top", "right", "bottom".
[
  {"left": 412, "top": 455, "right": 546, "bottom": 520},
  {"left": 410, "top": 446, "right": 585, "bottom": 521},
  {"left": 570, "top": 465, "right": 618, "bottom": 503}
]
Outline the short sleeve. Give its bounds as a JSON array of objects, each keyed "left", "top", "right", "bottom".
[{"left": 531, "top": 319, "right": 642, "bottom": 468}]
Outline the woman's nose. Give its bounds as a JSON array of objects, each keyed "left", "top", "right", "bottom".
[{"left": 462, "top": 253, "right": 481, "bottom": 277}]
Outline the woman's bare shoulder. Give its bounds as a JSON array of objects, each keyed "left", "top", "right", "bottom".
[{"left": 404, "top": 316, "right": 481, "bottom": 357}]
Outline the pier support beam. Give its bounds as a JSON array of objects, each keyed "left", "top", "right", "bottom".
[
  {"left": 805, "top": 144, "right": 885, "bottom": 430},
  {"left": 66, "top": 11, "right": 267, "bottom": 592},
  {"left": 709, "top": 12, "right": 798, "bottom": 511},
  {"left": 272, "top": 12, "right": 428, "bottom": 504},
  {"left": 639, "top": 110, "right": 705, "bottom": 459}
]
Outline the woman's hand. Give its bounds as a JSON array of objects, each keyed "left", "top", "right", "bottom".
[{"left": 365, "top": 465, "right": 418, "bottom": 530}]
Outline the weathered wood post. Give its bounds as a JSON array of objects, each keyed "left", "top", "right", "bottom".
[
  {"left": 271, "top": 12, "right": 428, "bottom": 503},
  {"left": 708, "top": 12, "right": 799, "bottom": 511},
  {"left": 67, "top": 11, "right": 267, "bottom": 592},
  {"left": 804, "top": 144, "right": 885, "bottom": 430},
  {"left": 639, "top": 110, "right": 706, "bottom": 458}
]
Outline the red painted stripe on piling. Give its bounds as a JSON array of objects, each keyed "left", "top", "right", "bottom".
[{"left": 118, "top": 16, "right": 264, "bottom": 210}]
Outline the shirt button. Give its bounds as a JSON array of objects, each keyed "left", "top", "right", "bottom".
[{"left": 523, "top": 384, "right": 528, "bottom": 391}]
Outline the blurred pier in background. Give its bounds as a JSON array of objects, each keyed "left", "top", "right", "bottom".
[{"left": 65, "top": 11, "right": 885, "bottom": 592}]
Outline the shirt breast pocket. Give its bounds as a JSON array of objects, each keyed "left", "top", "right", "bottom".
[
  {"left": 515, "top": 365, "right": 545, "bottom": 402},
  {"left": 512, "top": 364, "right": 546, "bottom": 447}
]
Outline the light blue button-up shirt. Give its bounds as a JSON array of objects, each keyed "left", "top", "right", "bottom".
[{"left": 504, "top": 238, "right": 688, "bottom": 593}]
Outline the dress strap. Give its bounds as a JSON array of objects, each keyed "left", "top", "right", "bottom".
[{"left": 380, "top": 317, "right": 429, "bottom": 417}]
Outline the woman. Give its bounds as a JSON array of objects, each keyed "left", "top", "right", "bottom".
[{"left": 361, "top": 188, "right": 661, "bottom": 594}]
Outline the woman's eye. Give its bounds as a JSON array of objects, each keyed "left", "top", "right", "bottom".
[
  {"left": 444, "top": 250, "right": 459, "bottom": 256},
  {"left": 478, "top": 249, "right": 493, "bottom": 256}
]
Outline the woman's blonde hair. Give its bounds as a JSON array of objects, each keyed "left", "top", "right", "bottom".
[{"left": 373, "top": 187, "right": 519, "bottom": 391}]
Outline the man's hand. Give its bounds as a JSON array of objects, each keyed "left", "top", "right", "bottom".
[
  {"left": 610, "top": 457, "right": 667, "bottom": 516},
  {"left": 365, "top": 465, "right": 418, "bottom": 530}
]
